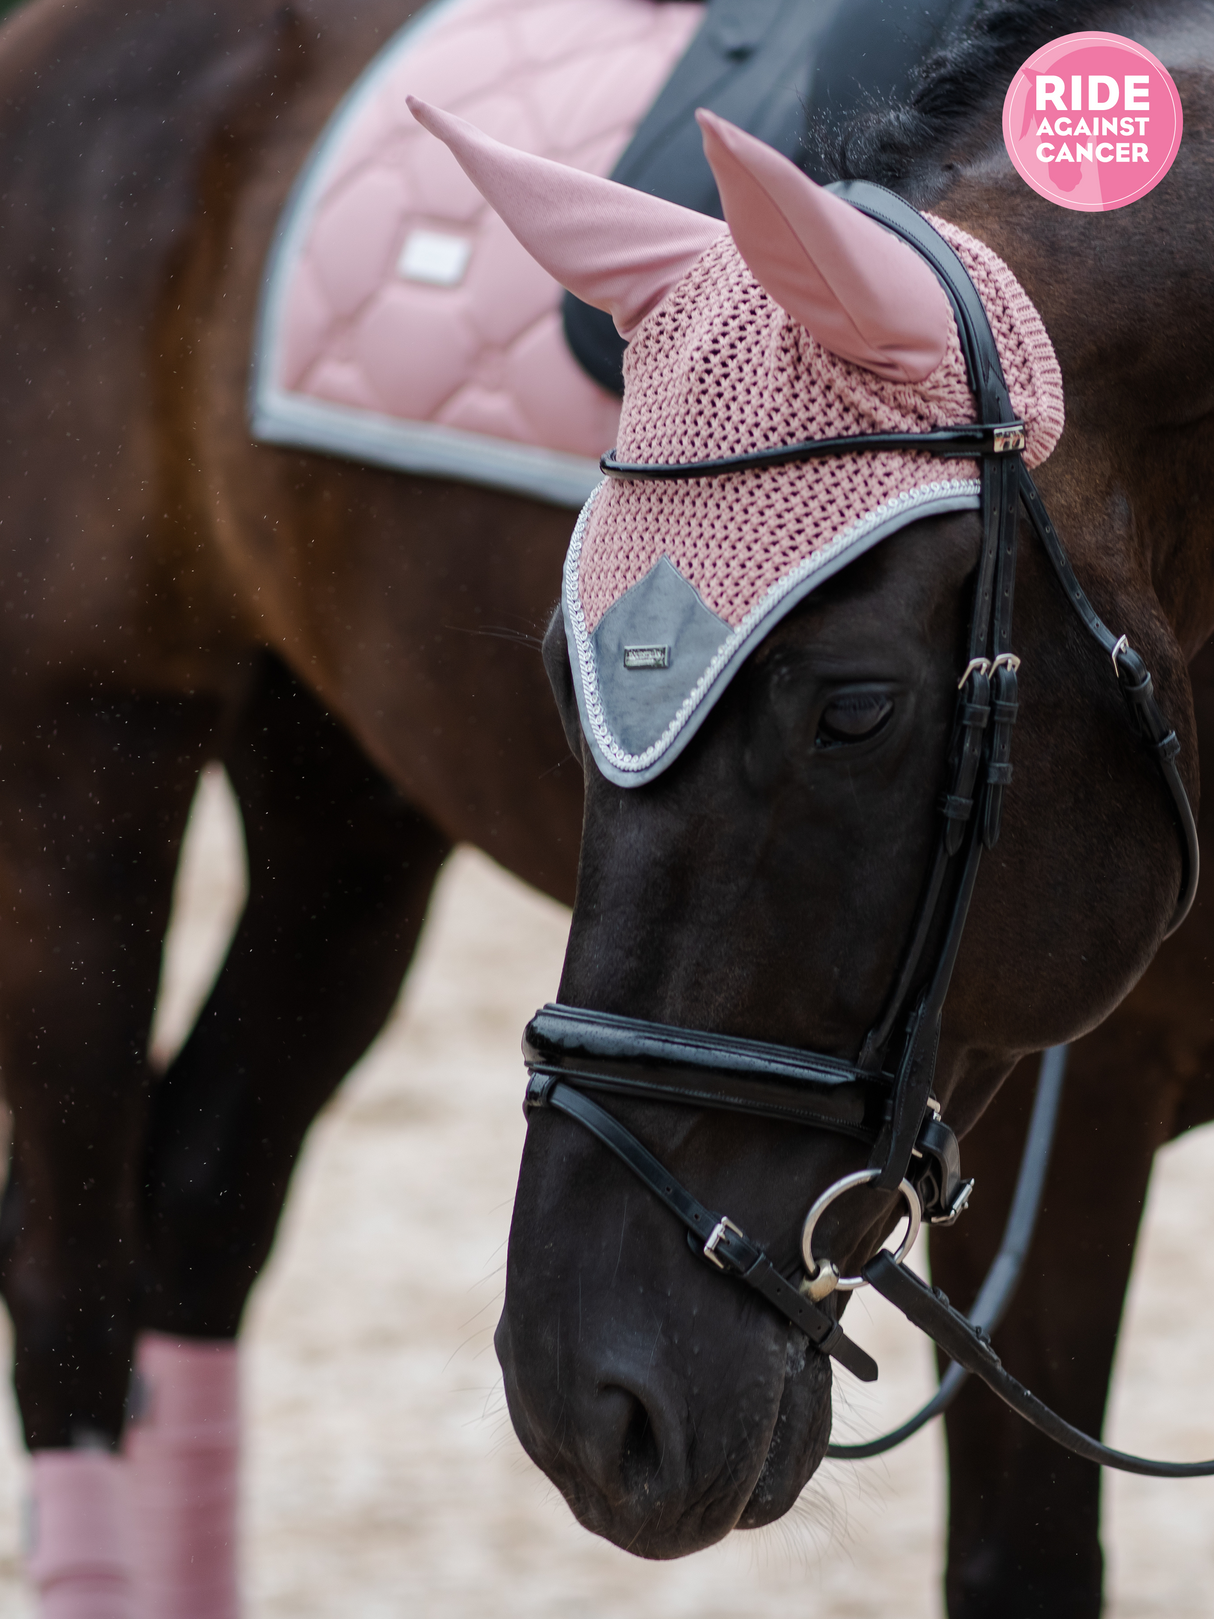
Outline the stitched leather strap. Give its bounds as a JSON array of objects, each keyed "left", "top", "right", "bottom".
[
  {"left": 829, "top": 181, "right": 1016, "bottom": 421},
  {"left": 866, "top": 1251, "right": 1214, "bottom": 1477},
  {"left": 831, "top": 185, "right": 1019, "bottom": 1109},
  {"left": 600, "top": 424, "right": 1025, "bottom": 481},
  {"left": 829, "top": 1043, "right": 1067, "bottom": 1459},
  {"left": 1019, "top": 464, "right": 1199, "bottom": 933},
  {"left": 533, "top": 1079, "right": 878, "bottom": 1382}
]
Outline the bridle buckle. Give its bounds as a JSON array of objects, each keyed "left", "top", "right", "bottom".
[
  {"left": 702, "top": 1215, "right": 743, "bottom": 1270},
  {"left": 932, "top": 1176, "right": 975, "bottom": 1228}
]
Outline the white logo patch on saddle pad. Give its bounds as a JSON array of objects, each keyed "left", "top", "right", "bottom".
[{"left": 250, "top": 0, "right": 701, "bottom": 507}]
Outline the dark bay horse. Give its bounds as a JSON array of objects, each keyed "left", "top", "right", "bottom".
[
  {"left": 0, "top": 0, "right": 587, "bottom": 1610},
  {"left": 0, "top": 0, "right": 1209, "bottom": 1616}
]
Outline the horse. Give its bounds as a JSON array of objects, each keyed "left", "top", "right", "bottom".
[
  {"left": 0, "top": 2, "right": 1208, "bottom": 1618},
  {"left": 404, "top": 6, "right": 1214, "bottom": 1617},
  {"left": 0, "top": 0, "right": 590, "bottom": 1610}
]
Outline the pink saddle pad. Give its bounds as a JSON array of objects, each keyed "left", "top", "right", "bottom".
[{"left": 251, "top": 0, "right": 702, "bottom": 506}]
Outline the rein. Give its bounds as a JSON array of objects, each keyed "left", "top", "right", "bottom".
[{"left": 525, "top": 183, "right": 1201, "bottom": 1465}]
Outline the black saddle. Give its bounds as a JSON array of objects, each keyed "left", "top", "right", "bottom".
[{"left": 563, "top": 0, "right": 975, "bottom": 394}]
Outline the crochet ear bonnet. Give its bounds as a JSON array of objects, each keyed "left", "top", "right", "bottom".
[{"left": 410, "top": 100, "right": 1065, "bottom": 786}]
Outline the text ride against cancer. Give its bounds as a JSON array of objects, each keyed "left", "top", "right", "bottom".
[{"left": 1033, "top": 73, "right": 1152, "bottom": 165}]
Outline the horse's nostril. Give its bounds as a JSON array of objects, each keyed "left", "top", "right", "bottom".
[{"left": 600, "top": 1384, "right": 664, "bottom": 1493}]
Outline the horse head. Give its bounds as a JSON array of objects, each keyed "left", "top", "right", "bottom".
[{"left": 413, "top": 58, "right": 1207, "bottom": 1555}]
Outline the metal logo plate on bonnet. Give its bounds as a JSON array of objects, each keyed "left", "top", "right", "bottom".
[{"left": 623, "top": 645, "right": 670, "bottom": 669}]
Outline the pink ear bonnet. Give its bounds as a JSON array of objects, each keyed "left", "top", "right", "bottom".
[{"left": 411, "top": 101, "right": 1065, "bottom": 786}]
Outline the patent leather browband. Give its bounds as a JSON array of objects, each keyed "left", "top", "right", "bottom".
[
  {"left": 523, "top": 1004, "right": 965, "bottom": 1222},
  {"left": 525, "top": 1004, "right": 886, "bottom": 1135},
  {"left": 527, "top": 182, "right": 1199, "bottom": 1413}
]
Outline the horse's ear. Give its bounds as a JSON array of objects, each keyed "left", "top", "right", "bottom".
[
  {"left": 407, "top": 99, "right": 726, "bottom": 338},
  {"left": 697, "top": 110, "right": 953, "bottom": 382}
]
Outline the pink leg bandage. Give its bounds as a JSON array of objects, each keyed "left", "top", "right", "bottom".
[
  {"left": 124, "top": 1333, "right": 240, "bottom": 1619},
  {"left": 27, "top": 1450, "right": 134, "bottom": 1619}
]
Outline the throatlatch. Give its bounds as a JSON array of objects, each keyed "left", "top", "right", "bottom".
[{"left": 525, "top": 185, "right": 1199, "bottom": 1462}]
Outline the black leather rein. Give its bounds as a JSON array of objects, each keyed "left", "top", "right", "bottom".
[
  {"left": 863, "top": 1251, "right": 1214, "bottom": 1477},
  {"left": 524, "top": 182, "right": 1200, "bottom": 1461}
]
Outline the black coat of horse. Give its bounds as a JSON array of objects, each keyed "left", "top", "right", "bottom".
[
  {"left": 494, "top": 2, "right": 1214, "bottom": 1614},
  {"left": 0, "top": 0, "right": 1208, "bottom": 1614}
]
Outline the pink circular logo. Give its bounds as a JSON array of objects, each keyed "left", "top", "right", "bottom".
[{"left": 1002, "top": 32, "right": 1183, "bottom": 212}]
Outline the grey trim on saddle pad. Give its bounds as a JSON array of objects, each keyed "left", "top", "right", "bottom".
[{"left": 564, "top": 478, "right": 981, "bottom": 787}]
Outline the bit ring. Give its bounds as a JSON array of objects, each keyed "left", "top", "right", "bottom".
[{"left": 800, "top": 1168, "right": 922, "bottom": 1298}]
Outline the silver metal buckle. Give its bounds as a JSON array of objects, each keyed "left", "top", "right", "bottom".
[
  {"left": 1110, "top": 632, "right": 1130, "bottom": 672},
  {"left": 992, "top": 424, "right": 1026, "bottom": 453},
  {"left": 931, "top": 1177, "right": 976, "bottom": 1228},
  {"left": 702, "top": 1216, "right": 742, "bottom": 1270},
  {"left": 957, "top": 656, "right": 992, "bottom": 691}
]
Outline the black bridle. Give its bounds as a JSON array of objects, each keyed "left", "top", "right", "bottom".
[{"left": 524, "top": 184, "right": 1205, "bottom": 1469}]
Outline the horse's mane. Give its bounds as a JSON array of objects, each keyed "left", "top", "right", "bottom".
[{"left": 819, "top": 0, "right": 1123, "bottom": 187}]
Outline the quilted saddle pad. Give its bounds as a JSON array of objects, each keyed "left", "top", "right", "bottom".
[{"left": 250, "top": 0, "right": 701, "bottom": 506}]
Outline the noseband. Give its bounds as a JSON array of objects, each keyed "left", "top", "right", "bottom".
[{"left": 524, "top": 185, "right": 1202, "bottom": 1448}]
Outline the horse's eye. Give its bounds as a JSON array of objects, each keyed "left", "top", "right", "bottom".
[{"left": 815, "top": 692, "right": 894, "bottom": 748}]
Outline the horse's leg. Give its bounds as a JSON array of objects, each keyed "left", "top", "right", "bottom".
[
  {"left": 0, "top": 691, "right": 217, "bottom": 1618},
  {"left": 129, "top": 651, "right": 449, "bottom": 1618},
  {"left": 932, "top": 1019, "right": 1174, "bottom": 1619}
]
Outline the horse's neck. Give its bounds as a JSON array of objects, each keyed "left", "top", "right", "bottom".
[
  {"left": 937, "top": 27, "right": 1214, "bottom": 656},
  {"left": 1042, "top": 230, "right": 1214, "bottom": 659}
]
